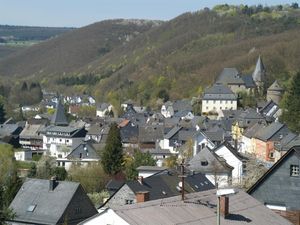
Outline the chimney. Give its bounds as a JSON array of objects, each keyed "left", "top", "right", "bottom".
[
  {"left": 49, "top": 176, "right": 58, "bottom": 191},
  {"left": 136, "top": 191, "right": 149, "bottom": 203},
  {"left": 220, "top": 196, "right": 229, "bottom": 218},
  {"left": 138, "top": 176, "right": 144, "bottom": 185}
]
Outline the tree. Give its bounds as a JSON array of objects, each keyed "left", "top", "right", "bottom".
[
  {"left": 157, "top": 89, "right": 169, "bottom": 102},
  {"left": 101, "top": 123, "right": 123, "bottom": 175},
  {"left": 51, "top": 167, "right": 67, "bottom": 181},
  {"left": 281, "top": 72, "right": 300, "bottom": 132},
  {"left": 68, "top": 163, "right": 109, "bottom": 193},
  {"left": 125, "top": 150, "right": 156, "bottom": 180},
  {"left": 0, "top": 102, "right": 5, "bottom": 124},
  {"left": 36, "top": 155, "right": 56, "bottom": 179}
]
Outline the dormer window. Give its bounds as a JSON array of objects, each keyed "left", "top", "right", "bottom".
[
  {"left": 27, "top": 204, "right": 36, "bottom": 212},
  {"left": 290, "top": 165, "right": 299, "bottom": 177}
]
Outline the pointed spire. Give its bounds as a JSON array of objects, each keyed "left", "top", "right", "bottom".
[
  {"left": 252, "top": 55, "right": 266, "bottom": 82},
  {"left": 51, "top": 99, "right": 68, "bottom": 126}
]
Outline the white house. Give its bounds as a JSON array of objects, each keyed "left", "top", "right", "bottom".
[
  {"left": 202, "top": 84, "right": 237, "bottom": 114},
  {"left": 213, "top": 141, "right": 247, "bottom": 184},
  {"left": 161, "top": 101, "right": 174, "bottom": 118},
  {"left": 96, "top": 103, "right": 113, "bottom": 117}
]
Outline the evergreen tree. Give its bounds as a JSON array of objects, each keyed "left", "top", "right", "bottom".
[
  {"left": 101, "top": 123, "right": 123, "bottom": 175},
  {"left": 125, "top": 150, "right": 156, "bottom": 180},
  {"left": 281, "top": 72, "right": 300, "bottom": 132}
]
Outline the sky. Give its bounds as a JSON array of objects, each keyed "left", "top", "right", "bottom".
[{"left": 0, "top": 0, "right": 298, "bottom": 27}]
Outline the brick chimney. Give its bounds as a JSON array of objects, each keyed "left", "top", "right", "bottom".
[
  {"left": 136, "top": 191, "right": 149, "bottom": 203},
  {"left": 220, "top": 196, "right": 229, "bottom": 218},
  {"left": 49, "top": 176, "right": 58, "bottom": 191}
]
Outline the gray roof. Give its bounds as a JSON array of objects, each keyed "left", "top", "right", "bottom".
[
  {"left": 0, "top": 124, "right": 21, "bottom": 138},
  {"left": 67, "top": 142, "right": 100, "bottom": 160},
  {"left": 242, "top": 74, "right": 256, "bottom": 88},
  {"left": 255, "top": 121, "right": 286, "bottom": 141},
  {"left": 139, "top": 125, "right": 164, "bottom": 143},
  {"left": 203, "top": 84, "right": 237, "bottom": 100},
  {"left": 137, "top": 166, "right": 167, "bottom": 171},
  {"left": 97, "top": 102, "right": 110, "bottom": 111},
  {"left": 51, "top": 100, "right": 68, "bottom": 126},
  {"left": 268, "top": 80, "right": 284, "bottom": 91},
  {"left": 9, "top": 178, "right": 97, "bottom": 225},
  {"left": 216, "top": 68, "right": 244, "bottom": 85},
  {"left": 112, "top": 189, "right": 291, "bottom": 225},
  {"left": 164, "top": 125, "right": 182, "bottom": 139},
  {"left": 252, "top": 55, "right": 266, "bottom": 83},
  {"left": 188, "top": 146, "right": 233, "bottom": 173},
  {"left": 19, "top": 124, "right": 45, "bottom": 139},
  {"left": 172, "top": 100, "right": 193, "bottom": 113}
]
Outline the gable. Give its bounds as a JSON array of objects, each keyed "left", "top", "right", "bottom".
[{"left": 249, "top": 149, "right": 300, "bottom": 210}]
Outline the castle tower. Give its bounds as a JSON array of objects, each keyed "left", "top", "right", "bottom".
[
  {"left": 252, "top": 55, "right": 266, "bottom": 95},
  {"left": 267, "top": 80, "right": 284, "bottom": 104}
]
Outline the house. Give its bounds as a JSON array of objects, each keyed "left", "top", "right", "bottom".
[
  {"left": 19, "top": 123, "right": 46, "bottom": 155},
  {"left": 0, "top": 123, "right": 23, "bottom": 147},
  {"left": 104, "top": 169, "right": 214, "bottom": 209},
  {"left": 201, "top": 84, "right": 237, "bottom": 114},
  {"left": 119, "top": 120, "right": 139, "bottom": 149},
  {"left": 213, "top": 141, "right": 248, "bottom": 184},
  {"left": 274, "top": 134, "right": 300, "bottom": 161},
  {"left": 82, "top": 189, "right": 292, "bottom": 225},
  {"left": 85, "top": 123, "right": 109, "bottom": 144},
  {"left": 136, "top": 166, "right": 167, "bottom": 178},
  {"left": 161, "top": 100, "right": 193, "bottom": 118},
  {"left": 216, "top": 68, "right": 256, "bottom": 93},
  {"left": 96, "top": 103, "right": 112, "bottom": 117},
  {"left": 248, "top": 146, "right": 300, "bottom": 225},
  {"left": 8, "top": 177, "right": 98, "bottom": 225},
  {"left": 259, "top": 100, "right": 282, "bottom": 121},
  {"left": 140, "top": 147, "right": 172, "bottom": 166},
  {"left": 138, "top": 124, "right": 164, "bottom": 149},
  {"left": 42, "top": 125, "right": 87, "bottom": 158},
  {"left": 188, "top": 146, "right": 233, "bottom": 187},
  {"left": 57, "top": 141, "right": 100, "bottom": 170},
  {"left": 253, "top": 121, "right": 291, "bottom": 162}
]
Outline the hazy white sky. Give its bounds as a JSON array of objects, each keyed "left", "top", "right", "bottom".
[{"left": 0, "top": 0, "right": 297, "bottom": 27}]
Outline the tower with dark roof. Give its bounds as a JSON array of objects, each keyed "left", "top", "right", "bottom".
[
  {"left": 252, "top": 55, "right": 266, "bottom": 94},
  {"left": 267, "top": 80, "right": 284, "bottom": 104},
  {"left": 51, "top": 99, "right": 68, "bottom": 126}
]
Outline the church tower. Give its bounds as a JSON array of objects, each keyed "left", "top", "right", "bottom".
[
  {"left": 252, "top": 55, "right": 266, "bottom": 95},
  {"left": 267, "top": 80, "right": 284, "bottom": 104}
]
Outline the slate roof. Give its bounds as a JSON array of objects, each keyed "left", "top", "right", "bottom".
[
  {"left": 120, "top": 121, "right": 139, "bottom": 143},
  {"left": 242, "top": 74, "right": 256, "bottom": 88},
  {"left": 51, "top": 100, "right": 68, "bottom": 126},
  {"left": 66, "top": 142, "right": 100, "bottom": 160},
  {"left": 126, "top": 170, "right": 214, "bottom": 201},
  {"left": 112, "top": 189, "right": 291, "bottom": 225},
  {"left": 139, "top": 125, "right": 164, "bottom": 143},
  {"left": 137, "top": 166, "right": 168, "bottom": 172},
  {"left": 164, "top": 125, "right": 182, "bottom": 139},
  {"left": 259, "top": 100, "right": 280, "bottom": 119},
  {"left": 96, "top": 103, "right": 110, "bottom": 111},
  {"left": 243, "top": 122, "right": 266, "bottom": 139},
  {"left": 274, "top": 134, "right": 300, "bottom": 152},
  {"left": 188, "top": 146, "right": 233, "bottom": 173},
  {"left": 172, "top": 100, "right": 193, "bottom": 113},
  {"left": 216, "top": 68, "right": 244, "bottom": 85},
  {"left": 254, "top": 121, "right": 286, "bottom": 141},
  {"left": 252, "top": 55, "right": 266, "bottom": 83},
  {"left": 9, "top": 178, "right": 97, "bottom": 225},
  {"left": 268, "top": 80, "right": 284, "bottom": 91},
  {"left": 203, "top": 84, "right": 237, "bottom": 100},
  {"left": 0, "top": 124, "right": 22, "bottom": 138}
]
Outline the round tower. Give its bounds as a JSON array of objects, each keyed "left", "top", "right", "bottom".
[{"left": 267, "top": 80, "right": 284, "bottom": 104}]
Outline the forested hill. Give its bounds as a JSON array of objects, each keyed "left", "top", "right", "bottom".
[{"left": 1, "top": 4, "right": 300, "bottom": 105}]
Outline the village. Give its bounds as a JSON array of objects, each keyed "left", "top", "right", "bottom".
[{"left": 2, "top": 56, "right": 300, "bottom": 225}]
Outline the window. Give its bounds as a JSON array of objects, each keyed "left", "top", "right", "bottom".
[
  {"left": 27, "top": 204, "right": 36, "bottom": 212},
  {"left": 75, "top": 207, "right": 82, "bottom": 214},
  {"left": 201, "top": 161, "right": 208, "bottom": 166},
  {"left": 269, "top": 152, "right": 274, "bottom": 159},
  {"left": 125, "top": 199, "right": 134, "bottom": 205},
  {"left": 290, "top": 165, "right": 299, "bottom": 177}
]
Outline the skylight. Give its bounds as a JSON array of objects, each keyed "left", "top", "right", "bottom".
[{"left": 27, "top": 204, "right": 36, "bottom": 212}]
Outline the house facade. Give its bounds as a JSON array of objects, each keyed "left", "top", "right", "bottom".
[{"left": 202, "top": 84, "right": 237, "bottom": 114}]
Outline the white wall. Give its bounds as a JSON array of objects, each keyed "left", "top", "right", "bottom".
[
  {"left": 214, "top": 145, "right": 243, "bottom": 184},
  {"left": 205, "top": 173, "right": 229, "bottom": 187},
  {"left": 202, "top": 99, "right": 237, "bottom": 114},
  {"left": 82, "top": 208, "right": 129, "bottom": 225}
]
